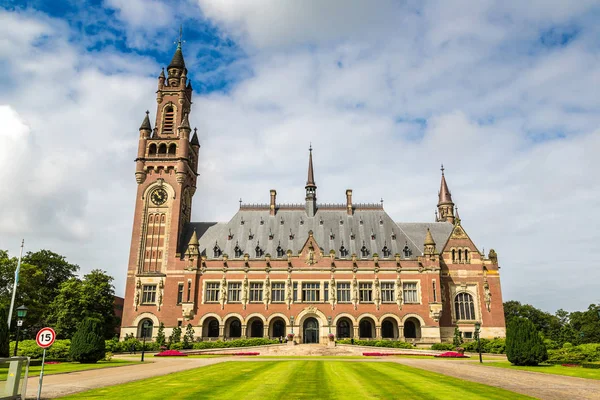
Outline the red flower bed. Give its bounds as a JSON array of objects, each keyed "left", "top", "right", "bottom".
[
  {"left": 363, "top": 352, "right": 437, "bottom": 357},
  {"left": 154, "top": 350, "right": 188, "bottom": 357},
  {"left": 434, "top": 352, "right": 470, "bottom": 358},
  {"left": 561, "top": 364, "right": 580, "bottom": 367},
  {"left": 200, "top": 352, "right": 260, "bottom": 356},
  {"left": 44, "top": 361, "right": 62, "bottom": 365}
]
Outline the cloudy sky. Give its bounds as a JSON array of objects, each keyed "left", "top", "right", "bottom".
[{"left": 1, "top": 0, "right": 599, "bottom": 313}]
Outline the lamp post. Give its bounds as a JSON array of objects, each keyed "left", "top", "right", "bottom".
[
  {"left": 141, "top": 321, "right": 150, "bottom": 362},
  {"left": 474, "top": 322, "right": 482, "bottom": 364},
  {"left": 13, "top": 305, "right": 28, "bottom": 357}
]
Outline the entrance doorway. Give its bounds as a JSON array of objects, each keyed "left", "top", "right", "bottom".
[{"left": 303, "top": 317, "right": 319, "bottom": 344}]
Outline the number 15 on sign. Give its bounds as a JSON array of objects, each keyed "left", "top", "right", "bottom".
[{"left": 36, "top": 327, "right": 56, "bottom": 400}]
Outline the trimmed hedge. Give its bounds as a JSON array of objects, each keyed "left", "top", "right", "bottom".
[
  {"left": 10, "top": 340, "right": 71, "bottom": 359},
  {"left": 431, "top": 343, "right": 455, "bottom": 351},
  {"left": 336, "top": 339, "right": 415, "bottom": 349},
  {"left": 192, "top": 338, "right": 278, "bottom": 350},
  {"left": 506, "top": 317, "right": 548, "bottom": 366},
  {"left": 582, "top": 362, "right": 600, "bottom": 369}
]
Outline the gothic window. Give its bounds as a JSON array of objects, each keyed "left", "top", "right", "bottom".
[
  {"left": 139, "top": 319, "right": 153, "bottom": 338},
  {"left": 255, "top": 243, "right": 263, "bottom": 258},
  {"left": 269, "top": 229, "right": 274, "bottom": 240},
  {"left": 464, "top": 249, "right": 469, "bottom": 263},
  {"left": 205, "top": 282, "right": 220, "bottom": 303},
  {"left": 360, "top": 242, "right": 369, "bottom": 258},
  {"left": 234, "top": 242, "right": 243, "bottom": 258},
  {"left": 177, "top": 283, "right": 184, "bottom": 304},
  {"left": 162, "top": 106, "right": 175, "bottom": 134},
  {"left": 141, "top": 285, "right": 157, "bottom": 304},
  {"left": 458, "top": 249, "right": 462, "bottom": 263},
  {"left": 391, "top": 232, "right": 396, "bottom": 240},
  {"left": 289, "top": 230, "right": 294, "bottom": 240},
  {"left": 337, "top": 320, "right": 351, "bottom": 338},
  {"left": 168, "top": 143, "right": 176, "bottom": 155},
  {"left": 271, "top": 282, "right": 285, "bottom": 302},
  {"left": 276, "top": 243, "right": 284, "bottom": 258},
  {"left": 301, "top": 283, "right": 320, "bottom": 302},
  {"left": 249, "top": 282, "right": 263, "bottom": 302},
  {"left": 455, "top": 292, "right": 476, "bottom": 320},
  {"left": 148, "top": 143, "right": 157, "bottom": 155},
  {"left": 207, "top": 319, "right": 219, "bottom": 337},
  {"left": 158, "top": 143, "right": 167, "bottom": 154},
  {"left": 381, "top": 282, "right": 395, "bottom": 302},
  {"left": 337, "top": 282, "right": 351, "bottom": 302},
  {"left": 227, "top": 282, "right": 241, "bottom": 302},
  {"left": 452, "top": 249, "right": 456, "bottom": 263},
  {"left": 403, "top": 282, "right": 418, "bottom": 303},
  {"left": 213, "top": 242, "right": 221, "bottom": 258},
  {"left": 382, "top": 243, "right": 391, "bottom": 258},
  {"left": 359, "top": 282, "right": 372, "bottom": 302},
  {"left": 339, "top": 243, "right": 348, "bottom": 258},
  {"left": 350, "top": 230, "right": 355, "bottom": 240}
]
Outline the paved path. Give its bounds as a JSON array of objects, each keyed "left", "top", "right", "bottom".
[
  {"left": 24, "top": 352, "right": 600, "bottom": 400},
  {"left": 391, "top": 358, "right": 600, "bottom": 400}
]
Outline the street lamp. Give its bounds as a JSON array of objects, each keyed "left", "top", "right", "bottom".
[
  {"left": 141, "top": 321, "right": 150, "bottom": 362},
  {"left": 13, "top": 305, "right": 28, "bottom": 357},
  {"left": 327, "top": 316, "right": 332, "bottom": 334},
  {"left": 474, "top": 322, "right": 482, "bottom": 364}
]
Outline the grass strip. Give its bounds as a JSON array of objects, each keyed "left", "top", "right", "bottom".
[{"left": 482, "top": 361, "right": 600, "bottom": 380}]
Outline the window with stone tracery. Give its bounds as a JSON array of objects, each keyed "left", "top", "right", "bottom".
[
  {"left": 455, "top": 292, "right": 476, "bottom": 320},
  {"left": 359, "top": 282, "right": 372, "bottom": 302},
  {"left": 227, "top": 282, "right": 241, "bottom": 302},
  {"left": 142, "top": 285, "right": 156, "bottom": 304},
  {"left": 205, "top": 282, "right": 220, "bottom": 303},
  {"left": 403, "top": 282, "right": 418, "bottom": 303},
  {"left": 381, "top": 282, "right": 395, "bottom": 302},
  {"left": 337, "top": 282, "right": 351, "bottom": 303},
  {"left": 271, "top": 282, "right": 285, "bottom": 302},
  {"left": 250, "top": 282, "right": 263, "bottom": 302}
]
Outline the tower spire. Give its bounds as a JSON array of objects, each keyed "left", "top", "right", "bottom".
[
  {"left": 305, "top": 145, "right": 317, "bottom": 217},
  {"left": 437, "top": 164, "right": 455, "bottom": 223}
]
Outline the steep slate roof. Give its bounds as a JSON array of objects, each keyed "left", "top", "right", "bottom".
[{"left": 180, "top": 209, "right": 454, "bottom": 260}]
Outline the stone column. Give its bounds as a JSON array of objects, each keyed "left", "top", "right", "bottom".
[
  {"left": 264, "top": 325, "right": 269, "bottom": 339},
  {"left": 242, "top": 324, "right": 247, "bottom": 338},
  {"left": 375, "top": 326, "right": 381, "bottom": 340},
  {"left": 353, "top": 326, "right": 359, "bottom": 339},
  {"left": 219, "top": 324, "right": 224, "bottom": 340}
]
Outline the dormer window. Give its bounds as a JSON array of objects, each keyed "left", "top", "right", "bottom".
[
  {"left": 228, "top": 229, "right": 233, "bottom": 240},
  {"left": 403, "top": 243, "right": 412, "bottom": 258},
  {"left": 213, "top": 242, "right": 221, "bottom": 258},
  {"left": 259, "top": 217, "right": 264, "bottom": 225},
  {"left": 330, "top": 230, "right": 335, "bottom": 240},
  {"left": 350, "top": 229, "right": 355, "bottom": 240},
  {"left": 255, "top": 242, "right": 263, "bottom": 258},
  {"left": 289, "top": 230, "right": 295, "bottom": 240},
  {"left": 268, "top": 229, "right": 274, "bottom": 240},
  {"left": 240, "top": 217, "right": 245, "bottom": 225},
  {"left": 234, "top": 242, "right": 243, "bottom": 258},
  {"left": 371, "top": 230, "right": 376, "bottom": 240},
  {"left": 339, "top": 217, "right": 343, "bottom": 225},
  {"left": 360, "top": 242, "right": 369, "bottom": 258},
  {"left": 339, "top": 242, "right": 348, "bottom": 257},
  {"left": 319, "top": 218, "right": 323, "bottom": 225},
  {"left": 300, "top": 218, "right": 304, "bottom": 225},
  {"left": 391, "top": 232, "right": 397, "bottom": 240},
  {"left": 276, "top": 242, "right": 284, "bottom": 258},
  {"left": 382, "top": 243, "right": 390, "bottom": 258},
  {"left": 248, "top": 229, "right": 254, "bottom": 240}
]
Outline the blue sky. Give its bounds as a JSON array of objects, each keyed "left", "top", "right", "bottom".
[{"left": 1, "top": 0, "right": 599, "bottom": 313}]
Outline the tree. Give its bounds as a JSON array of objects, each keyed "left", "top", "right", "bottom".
[
  {"left": 156, "top": 323, "right": 166, "bottom": 348},
  {"left": 169, "top": 326, "right": 182, "bottom": 346},
  {"left": 0, "top": 307, "right": 9, "bottom": 357},
  {"left": 452, "top": 327, "right": 463, "bottom": 347},
  {"left": 69, "top": 318, "right": 106, "bottom": 363},
  {"left": 504, "top": 301, "right": 561, "bottom": 341},
  {"left": 183, "top": 324, "right": 195, "bottom": 349},
  {"left": 48, "top": 269, "right": 117, "bottom": 339},
  {"left": 0, "top": 249, "right": 78, "bottom": 338},
  {"left": 506, "top": 317, "right": 548, "bottom": 366}
]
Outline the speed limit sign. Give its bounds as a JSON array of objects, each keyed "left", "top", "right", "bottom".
[{"left": 36, "top": 327, "right": 56, "bottom": 348}]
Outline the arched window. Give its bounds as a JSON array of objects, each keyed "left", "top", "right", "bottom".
[
  {"left": 213, "top": 242, "right": 221, "bottom": 258},
  {"left": 234, "top": 243, "right": 243, "bottom": 258},
  {"left": 207, "top": 319, "right": 219, "bottom": 337},
  {"left": 272, "top": 320, "right": 285, "bottom": 338},
  {"left": 229, "top": 319, "right": 241, "bottom": 338},
  {"left": 464, "top": 249, "right": 469, "bottom": 263},
  {"left": 162, "top": 106, "right": 175, "bottom": 134},
  {"left": 168, "top": 143, "right": 176, "bottom": 155},
  {"left": 337, "top": 320, "right": 351, "bottom": 338},
  {"left": 381, "top": 320, "right": 395, "bottom": 339},
  {"left": 454, "top": 292, "right": 476, "bottom": 320},
  {"left": 458, "top": 249, "right": 462, "bottom": 263},
  {"left": 359, "top": 319, "right": 373, "bottom": 338},
  {"left": 452, "top": 249, "right": 456, "bottom": 263},
  {"left": 139, "top": 319, "right": 153, "bottom": 339},
  {"left": 360, "top": 243, "right": 369, "bottom": 258},
  {"left": 276, "top": 244, "right": 284, "bottom": 258},
  {"left": 158, "top": 143, "right": 167, "bottom": 154},
  {"left": 148, "top": 143, "right": 157, "bottom": 155}
]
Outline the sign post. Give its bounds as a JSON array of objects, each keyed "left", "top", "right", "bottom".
[{"left": 35, "top": 327, "right": 56, "bottom": 400}]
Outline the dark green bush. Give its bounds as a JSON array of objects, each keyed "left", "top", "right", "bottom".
[
  {"left": 506, "top": 317, "right": 548, "bottom": 366},
  {"left": 191, "top": 338, "right": 278, "bottom": 350},
  {"left": 0, "top": 308, "right": 9, "bottom": 357},
  {"left": 547, "top": 343, "right": 600, "bottom": 364},
  {"left": 10, "top": 339, "right": 71, "bottom": 359},
  {"left": 69, "top": 318, "right": 105, "bottom": 363},
  {"left": 336, "top": 339, "right": 414, "bottom": 349},
  {"left": 582, "top": 362, "right": 600, "bottom": 369},
  {"left": 431, "top": 343, "right": 455, "bottom": 351}
]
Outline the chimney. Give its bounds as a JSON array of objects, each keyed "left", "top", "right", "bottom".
[
  {"left": 270, "top": 189, "right": 277, "bottom": 216},
  {"left": 346, "top": 189, "right": 353, "bottom": 215}
]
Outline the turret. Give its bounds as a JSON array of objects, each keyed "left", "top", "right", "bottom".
[
  {"left": 135, "top": 111, "right": 152, "bottom": 184},
  {"left": 424, "top": 228, "right": 437, "bottom": 255},
  {"left": 305, "top": 145, "right": 317, "bottom": 217},
  {"left": 167, "top": 40, "right": 186, "bottom": 87},
  {"left": 437, "top": 165, "right": 455, "bottom": 223}
]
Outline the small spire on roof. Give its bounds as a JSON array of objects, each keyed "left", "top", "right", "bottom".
[
  {"left": 188, "top": 229, "right": 199, "bottom": 246},
  {"left": 159, "top": 68, "right": 165, "bottom": 78},
  {"left": 306, "top": 144, "right": 316, "bottom": 188},
  {"left": 190, "top": 128, "right": 200, "bottom": 146},
  {"left": 424, "top": 228, "right": 435, "bottom": 246},
  {"left": 139, "top": 110, "right": 152, "bottom": 131}
]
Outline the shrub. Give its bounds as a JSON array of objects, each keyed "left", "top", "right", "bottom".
[
  {"left": 169, "top": 326, "right": 182, "bottom": 347},
  {"left": 183, "top": 324, "right": 194, "bottom": 349},
  {"left": 11, "top": 339, "right": 71, "bottom": 359},
  {"left": 69, "top": 318, "right": 106, "bottom": 363},
  {"left": 104, "top": 351, "right": 113, "bottom": 361},
  {"left": 191, "top": 338, "right": 278, "bottom": 350},
  {"left": 336, "top": 339, "right": 414, "bottom": 349},
  {"left": 0, "top": 308, "right": 9, "bottom": 357},
  {"left": 506, "top": 317, "right": 548, "bottom": 366},
  {"left": 431, "top": 343, "right": 455, "bottom": 351},
  {"left": 582, "top": 362, "right": 600, "bottom": 369},
  {"left": 156, "top": 323, "right": 166, "bottom": 348},
  {"left": 547, "top": 343, "right": 600, "bottom": 364},
  {"left": 453, "top": 327, "right": 463, "bottom": 347}
]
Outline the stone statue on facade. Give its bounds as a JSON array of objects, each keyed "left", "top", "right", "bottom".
[
  {"left": 220, "top": 275, "right": 227, "bottom": 310},
  {"left": 351, "top": 275, "right": 359, "bottom": 310},
  {"left": 329, "top": 276, "right": 336, "bottom": 310},
  {"left": 242, "top": 275, "right": 249, "bottom": 310},
  {"left": 286, "top": 273, "right": 292, "bottom": 310},
  {"left": 374, "top": 277, "right": 381, "bottom": 310},
  {"left": 264, "top": 275, "right": 271, "bottom": 310},
  {"left": 395, "top": 275, "right": 403, "bottom": 310}
]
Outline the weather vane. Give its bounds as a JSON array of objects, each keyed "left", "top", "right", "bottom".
[{"left": 175, "top": 24, "right": 185, "bottom": 47}]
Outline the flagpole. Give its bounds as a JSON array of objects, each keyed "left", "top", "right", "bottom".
[{"left": 8, "top": 239, "right": 24, "bottom": 329}]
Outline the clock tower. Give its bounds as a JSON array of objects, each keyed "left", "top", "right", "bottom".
[{"left": 126, "top": 39, "right": 199, "bottom": 280}]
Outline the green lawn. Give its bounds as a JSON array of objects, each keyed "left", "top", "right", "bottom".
[
  {"left": 59, "top": 361, "right": 533, "bottom": 399},
  {"left": 482, "top": 361, "right": 600, "bottom": 380},
  {"left": 25, "top": 360, "right": 140, "bottom": 377}
]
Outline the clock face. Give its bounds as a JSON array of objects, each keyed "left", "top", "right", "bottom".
[{"left": 151, "top": 188, "right": 168, "bottom": 206}]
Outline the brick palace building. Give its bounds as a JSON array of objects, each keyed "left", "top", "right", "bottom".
[{"left": 120, "top": 42, "right": 506, "bottom": 344}]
